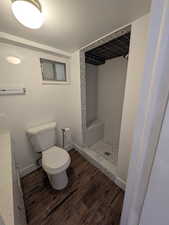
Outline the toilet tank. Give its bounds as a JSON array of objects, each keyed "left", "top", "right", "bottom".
[{"left": 26, "top": 122, "right": 57, "bottom": 152}]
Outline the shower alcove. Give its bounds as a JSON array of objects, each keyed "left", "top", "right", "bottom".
[{"left": 78, "top": 25, "right": 131, "bottom": 184}]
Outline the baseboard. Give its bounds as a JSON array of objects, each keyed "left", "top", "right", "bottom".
[
  {"left": 115, "top": 176, "right": 126, "bottom": 191},
  {"left": 73, "top": 143, "right": 80, "bottom": 151},
  {"left": 19, "top": 163, "right": 40, "bottom": 177},
  {"left": 64, "top": 144, "right": 73, "bottom": 151}
]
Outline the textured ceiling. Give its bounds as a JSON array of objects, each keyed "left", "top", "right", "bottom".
[{"left": 0, "top": 0, "right": 151, "bottom": 52}]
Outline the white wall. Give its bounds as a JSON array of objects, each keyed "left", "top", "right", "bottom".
[
  {"left": 139, "top": 2, "right": 169, "bottom": 222},
  {"left": 0, "top": 43, "right": 82, "bottom": 175},
  {"left": 86, "top": 63, "right": 97, "bottom": 126},
  {"left": 70, "top": 51, "right": 83, "bottom": 145},
  {"left": 139, "top": 100, "right": 169, "bottom": 225},
  {"left": 118, "top": 14, "right": 149, "bottom": 181},
  {"left": 97, "top": 57, "right": 127, "bottom": 149}
]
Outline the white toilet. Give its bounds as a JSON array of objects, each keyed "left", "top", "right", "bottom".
[{"left": 27, "top": 122, "right": 71, "bottom": 190}]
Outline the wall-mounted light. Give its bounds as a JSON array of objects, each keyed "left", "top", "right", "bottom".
[
  {"left": 11, "top": 0, "right": 44, "bottom": 29},
  {"left": 6, "top": 56, "right": 21, "bottom": 64}
]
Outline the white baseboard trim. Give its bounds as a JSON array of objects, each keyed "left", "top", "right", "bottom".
[
  {"left": 115, "top": 176, "right": 126, "bottom": 191},
  {"left": 64, "top": 144, "right": 73, "bottom": 151},
  {"left": 19, "top": 163, "right": 40, "bottom": 177}
]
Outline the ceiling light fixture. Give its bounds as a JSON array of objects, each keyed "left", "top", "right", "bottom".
[
  {"left": 11, "top": 0, "right": 44, "bottom": 29},
  {"left": 6, "top": 56, "right": 21, "bottom": 64}
]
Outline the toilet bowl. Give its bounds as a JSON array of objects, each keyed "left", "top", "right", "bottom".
[
  {"left": 26, "top": 122, "right": 71, "bottom": 190},
  {"left": 42, "top": 146, "right": 71, "bottom": 189}
]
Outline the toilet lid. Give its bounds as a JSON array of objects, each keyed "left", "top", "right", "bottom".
[{"left": 42, "top": 146, "right": 71, "bottom": 174}]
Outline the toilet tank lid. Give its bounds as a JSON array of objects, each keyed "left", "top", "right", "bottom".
[{"left": 27, "top": 122, "right": 56, "bottom": 136}]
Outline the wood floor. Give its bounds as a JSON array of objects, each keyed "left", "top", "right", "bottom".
[{"left": 21, "top": 150, "right": 124, "bottom": 225}]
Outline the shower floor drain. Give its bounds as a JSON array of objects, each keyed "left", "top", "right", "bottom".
[{"left": 104, "top": 152, "right": 111, "bottom": 156}]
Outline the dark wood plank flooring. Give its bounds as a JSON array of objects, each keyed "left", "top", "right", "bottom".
[{"left": 21, "top": 150, "right": 124, "bottom": 225}]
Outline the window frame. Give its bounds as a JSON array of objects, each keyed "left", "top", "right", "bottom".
[{"left": 40, "top": 58, "right": 70, "bottom": 85}]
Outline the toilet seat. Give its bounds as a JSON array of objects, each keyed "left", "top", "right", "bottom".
[{"left": 42, "top": 146, "right": 71, "bottom": 175}]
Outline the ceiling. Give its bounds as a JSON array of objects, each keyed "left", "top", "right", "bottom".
[
  {"left": 85, "top": 32, "right": 131, "bottom": 65},
  {"left": 0, "top": 0, "right": 151, "bottom": 52}
]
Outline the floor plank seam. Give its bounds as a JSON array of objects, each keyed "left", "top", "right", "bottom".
[{"left": 46, "top": 188, "right": 78, "bottom": 218}]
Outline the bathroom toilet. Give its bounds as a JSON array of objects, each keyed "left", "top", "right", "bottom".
[{"left": 27, "top": 122, "right": 71, "bottom": 190}]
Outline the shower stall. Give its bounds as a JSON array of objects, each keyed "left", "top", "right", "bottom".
[
  {"left": 79, "top": 26, "right": 131, "bottom": 170},
  {"left": 85, "top": 55, "right": 128, "bottom": 164}
]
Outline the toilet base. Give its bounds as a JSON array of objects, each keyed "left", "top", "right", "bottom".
[{"left": 47, "top": 170, "right": 68, "bottom": 190}]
